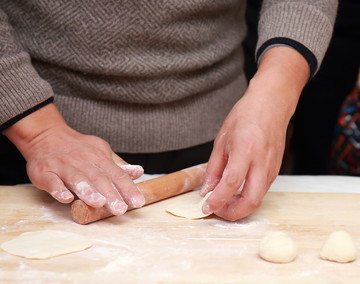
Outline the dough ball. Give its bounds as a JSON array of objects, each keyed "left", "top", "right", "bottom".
[
  {"left": 166, "top": 191, "right": 212, "bottom": 219},
  {"left": 259, "top": 231, "right": 298, "bottom": 263},
  {"left": 320, "top": 230, "right": 357, "bottom": 263},
  {"left": 1, "top": 230, "right": 92, "bottom": 259}
]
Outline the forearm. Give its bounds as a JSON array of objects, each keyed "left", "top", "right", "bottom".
[{"left": 247, "top": 45, "right": 309, "bottom": 124}]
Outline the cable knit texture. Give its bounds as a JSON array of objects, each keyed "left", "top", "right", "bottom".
[{"left": 0, "top": 0, "right": 337, "bottom": 152}]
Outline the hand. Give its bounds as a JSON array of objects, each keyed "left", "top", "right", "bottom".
[
  {"left": 4, "top": 104, "right": 145, "bottom": 216},
  {"left": 200, "top": 46, "right": 309, "bottom": 221},
  {"left": 200, "top": 90, "right": 287, "bottom": 221}
]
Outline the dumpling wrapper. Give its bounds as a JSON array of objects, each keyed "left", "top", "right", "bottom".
[
  {"left": 1, "top": 230, "right": 92, "bottom": 259},
  {"left": 166, "top": 191, "right": 212, "bottom": 219}
]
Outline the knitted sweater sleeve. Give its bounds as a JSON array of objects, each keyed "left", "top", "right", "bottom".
[
  {"left": 0, "top": 9, "right": 53, "bottom": 131},
  {"left": 256, "top": 0, "right": 338, "bottom": 78}
]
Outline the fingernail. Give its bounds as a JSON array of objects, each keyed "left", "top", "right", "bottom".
[
  {"left": 91, "top": 192, "right": 107, "bottom": 206},
  {"left": 52, "top": 190, "right": 73, "bottom": 202},
  {"left": 131, "top": 195, "right": 145, "bottom": 208},
  {"left": 109, "top": 200, "right": 128, "bottom": 215},
  {"left": 60, "top": 191, "right": 74, "bottom": 201},
  {"left": 202, "top": 202, "right": 213, "bottom": 215}
]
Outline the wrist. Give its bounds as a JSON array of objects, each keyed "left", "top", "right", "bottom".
[
  {"left": 254, "top": 45, "right": 309, "bottom": 91},
  {"left": 248, "top": 46, "right": 309, "bottom": 119},
  {"left": 3, "top": 103, "right": 70, "bottom": 158}
]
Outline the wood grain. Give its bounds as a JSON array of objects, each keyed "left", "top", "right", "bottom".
[{"left": 1, "top": 177, "right": 360, "bottom": 283}]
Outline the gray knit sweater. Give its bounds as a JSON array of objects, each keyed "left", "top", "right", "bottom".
[{"left": 0, "top": 0, "right": 337, "bottom": 153}]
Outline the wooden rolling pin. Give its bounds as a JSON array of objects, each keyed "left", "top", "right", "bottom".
[{"left": 71, "top": 163, "right": 207, "bottom": 224}]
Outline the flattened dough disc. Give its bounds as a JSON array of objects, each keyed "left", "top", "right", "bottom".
[
  {"left": 1, "top": 230, "right": 92, "bottom": 259},
  {"left": 166, "top": 191, "right": 212, "bottom": 219}
]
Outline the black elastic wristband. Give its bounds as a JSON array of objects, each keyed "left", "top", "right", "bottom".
[
  {"left": 256, "top": 37, "right": 318, "bottom": 79},
  {"left": 0, "top": 97, "right": 54, "bottom": 132}
]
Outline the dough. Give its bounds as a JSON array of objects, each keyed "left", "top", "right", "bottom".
[
  {"left": 166, "top": 191, "right": 212, "bottom": 219},
  {"left": 259, "top": 231, "right": 298, "bottom": 263},
  {"left": 1, "top": 230, "right": 92, "bottom": 259},
  {"left": 320, "top": 230, "right": 357, "bottom": 263}
]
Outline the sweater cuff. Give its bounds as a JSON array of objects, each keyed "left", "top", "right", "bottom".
[
  {"left": 256, "top": 1, "right": 337, "bottom": 76},
  {"left": 0, "top": 97, "right": 54, "bottom": 132},
  {"left": 256, "top": 37, "right": 317, "bottom": 79}
]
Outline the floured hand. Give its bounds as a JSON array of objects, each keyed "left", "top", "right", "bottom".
[{"left": 4, "top": 104, "right": 145, "bottom": 216}]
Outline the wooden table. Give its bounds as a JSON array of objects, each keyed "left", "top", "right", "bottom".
[{"left": 1, "top": 175, "right": 360, "bottom": 283}]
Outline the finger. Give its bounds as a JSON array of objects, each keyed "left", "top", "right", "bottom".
[
  {"left": 106, "top": 164, "right": 145, "bottom": 208},
  {"left": 199, "top": 135, "right": 227, "bottom": 196},
  {"left": 63, "top": 174, "right": 107, "bottom": 209},
  {"left": 119, "top": 164, "right": 144, "bottom": 180},
  {"left": 214, "top": 166, "right": 269, "bottom": 221},
  {"left": 98, "top": 160, "right": 145, "bottom": 209},
  {"left": 202, "top": 153, "right": 249, "bottom": 214},
  {"left": 102, "top": 183, "right": 129, "bottom": 216},
  {"left": 80, "top": 166, "right": 130, "bottom": 215},
  {"left": 111, "top": 151, "right": 126, "bottom": 164},
  {"left": 35, "top": 172, "right": 75, "bottom": 204},
  {"left": 111, "top": 152, "right": 144, "bottom": 180}
]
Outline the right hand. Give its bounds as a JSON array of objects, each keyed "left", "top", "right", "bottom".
[
  {"left": 4, "top": 103, "right": 145, "bottom": 216},
  {"left": 199, "top": 46, "right": 309, "bottom": 221}
]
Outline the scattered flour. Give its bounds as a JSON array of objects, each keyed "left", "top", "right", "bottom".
[
  {"left": 211, "top": 218, "right": 272, "bottom": 229},
  {"left": 99, "top": 255, "right": 135, "bottom": 272}
]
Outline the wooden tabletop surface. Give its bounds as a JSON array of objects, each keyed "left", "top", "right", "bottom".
[{"left": 1, "top": 175, "right": 360, "bottom": 283}]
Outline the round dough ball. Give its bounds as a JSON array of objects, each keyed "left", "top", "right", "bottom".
[
  {"left": 320, "top": 230, "right": 357, "bottom": 263},
  {"left": 259, "top": 231, "right": 298, "bottom": 263}
]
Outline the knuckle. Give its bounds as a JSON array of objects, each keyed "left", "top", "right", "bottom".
[
  {"left": 224, "top": 170, "right": 242, "bottom": 189},
  {"left": 109, "top": 164, "right": 133, "bottom": 182},
  {"left": 111, "top": 170, "right": 129, "bottom": 182},
  {"left": 89, "top": 172, "right": 107, "bottom": 185},
  {"left": 241, "top": 139, "right": 256, "bottom": 155},
  {"left": 27, "top": 158, "right": 50, "bottom": 173},
  {"left": 216, "top": 209, "right": 240, "bottom": 222},
  {"left": 227, "top": 214, "right": 240, "bottom": 222},
  {"left": 248, "top": 196, "right": 262, "bottom": 209},
  {"left": 88, "top": 135, "right": 111, "bottom": 150},
  {"left": 227, "top": 206, "right": 242, "bottom": 221}
]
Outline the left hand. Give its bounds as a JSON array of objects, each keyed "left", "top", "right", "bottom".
[{"left": 200, "top": 46, "right": 309, "bottom": 221}]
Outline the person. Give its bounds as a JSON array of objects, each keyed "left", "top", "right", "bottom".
[{"left": 0, "top": 1, "right": 337, "bottom": 221}]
